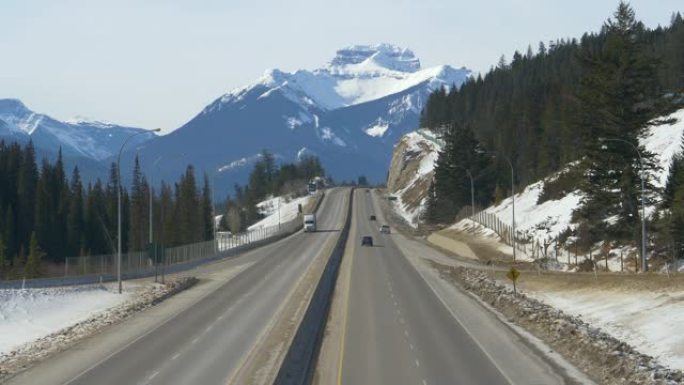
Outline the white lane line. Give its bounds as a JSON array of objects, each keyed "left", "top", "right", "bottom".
[
  {"left": 404, "top": 330, "right": 409, "bottom": 337},
  {"left": 415, "top": 359, "right": 420, "bottom": 367},
  {"left": 422, "top": 379, "right": 428, "bottom": 385},
  {"left": 399, "top": 317, "right": 405, "bottom": 324},
  {"left": 171, "top": 352, "right": 181, "bottom": 361},
  {"left": 409, "top": 343, "right": 414, "bottom": 351},
  {"left": 205, "top": 324, "right": 214, "bottom": 333},
  {"left": 191, "top": 337, "right": 199, "bottom": 345},
  {"left": 148, "top": 371, "right": 159, "bottom": 380}
]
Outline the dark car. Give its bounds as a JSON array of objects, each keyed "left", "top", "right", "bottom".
[
  {"left": 370, "top": 215, "right": 376, "bottom": 221},
  {"left": 361, "top": 236, "right": 373, "bottom": 246}
]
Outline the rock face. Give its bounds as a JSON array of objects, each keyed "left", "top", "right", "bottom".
[{"left": 386, "top": 129, "right": 442, "bottom": 226}]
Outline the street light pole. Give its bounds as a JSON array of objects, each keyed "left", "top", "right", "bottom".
[
  {"left": 454, "top": 166, "right": 475, "bottom": 233},
  {"left": 117, "top": 128, "right": 160, "bottom": 294},
  {"left": 488, "top": 152, "right": 516, "bottom": 262},
  {"left": 600, "top": 138, "right": 648, "bottom": 272}
]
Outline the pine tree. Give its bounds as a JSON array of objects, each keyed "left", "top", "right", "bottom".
[
  {"left": 17, "top": 140, "right": 37, "bottom": 250},
  {"left": 0, "top": 236, "right": 6, "bottom": 279},
  {"left": 575, "top": 1, "right": 668, "bottom": 245},
  {"left": 201, "top": 173, "right": 213, "bottom": 241},
  {"left": 25, "top": 232, "right": 44, "bottom": 279},
  {"left": 67, "top": 167, "right": 84, "bottom": 257}
]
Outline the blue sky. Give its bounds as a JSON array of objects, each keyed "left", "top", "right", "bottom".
[{"left": 0, "top": 0, "right": 681, "bottom": 132}]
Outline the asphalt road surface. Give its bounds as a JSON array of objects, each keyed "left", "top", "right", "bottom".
[
  {"left": 336, "top": 189, "right": 577, "bottom": 385},
  {"left": 6, "top": 188, "right": 349, "bottom": 385}
]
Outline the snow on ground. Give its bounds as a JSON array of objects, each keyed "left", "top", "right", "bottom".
[
  {"left": 0, "top": 285, "right": 129, "bottom": 355},
  {"left": 530, "top": 288, "right": 684, "bottom": 369},
  {"left": 248, "top": 194, "right": 312, "bottom": 230},
  {"left": 643, "top": 108, "right": 684, "bottom": 188},
  {"left": 447, "top": 108, "right": 684, "bottom": 268},
  {"left": 483, "top": 179, "right": 582, "bottom": 243}
]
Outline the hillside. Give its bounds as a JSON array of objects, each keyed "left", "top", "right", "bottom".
[{"left": 388, "top": 108, "right": 684, "bottom": 268}]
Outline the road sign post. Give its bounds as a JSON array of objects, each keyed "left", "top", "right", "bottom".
[{"left": 506, "top": 267, "right": 520, "bottom": 295}]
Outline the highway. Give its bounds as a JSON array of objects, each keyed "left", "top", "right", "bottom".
[
  {"left": 331, "top": 189, "right": 582, "bottom": 385},
  {"left": 6, "top": 188, "right": 349, "bottom": 385}
]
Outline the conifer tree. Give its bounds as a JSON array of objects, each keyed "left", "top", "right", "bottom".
[{"left": 25, "top": 232, "right": 44, "bottom": 279}]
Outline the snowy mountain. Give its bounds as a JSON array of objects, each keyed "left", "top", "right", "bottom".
[
  {"left": 0, "top": 99, "right": 155, "bottom": 162},
  {"left": 132, "top": 44, "right": 470, "bottom": 191}
]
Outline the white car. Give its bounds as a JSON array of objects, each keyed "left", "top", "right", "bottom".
[{"left": 380, "top": 225, "right": 391, "bottom": 234}]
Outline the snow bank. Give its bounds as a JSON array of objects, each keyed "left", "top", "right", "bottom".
[
  {"left": 0, "top": 285, "right": 129, "bottom": 355},
  {"left": 532, "top": 288, "right": 684, "bottom": 369},
  {"left": 248, "top": 194, "right": 312, "bottom": 230}
]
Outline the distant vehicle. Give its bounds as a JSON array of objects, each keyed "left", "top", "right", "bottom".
[
  {"left": 366, "top": 189, "right": 370, "bottom": 192},
  {"left": 361, "top": 236, "right": 373, "bottom": 246},
  {"left": 369, "top": 215, "right": 376, "bottom": 221},
  {"left": 387, "top": 196, "right": 398, "bottom": 201},
  {"left": 380, "top": 225, "right": 391, "bottom": 234},
  {"left": 308, "top": 183, "right": 317, "bottom": 194},
  {"left": 303, "top": 214, "right": 316, "bottom": 232}
]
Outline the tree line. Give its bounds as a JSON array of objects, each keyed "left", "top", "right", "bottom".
[
  {"left": 423, "top": 2, "right": 684, "bottom": 261},
  {"left": 0, "top": 141, "right": 213, "bottom": 279},
  {"left": 219, "top": 150, "right": 326, "bottom": 233}
]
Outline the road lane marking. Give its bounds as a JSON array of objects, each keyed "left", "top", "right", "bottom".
[
  {"left": 148, "top": 371, "right": 159, "bottom": 380},
  {"left": 337, "top": 192, "right": 357, "bottom": 385},
  {"left": 404, "top": 330, "right": 409, "bottom": 337},
  {"left": 422, "top": 379, "right": 427, "bottom": 385},
  {"left": 171, "top": 353, "right": 181, "bottom": 361},
  {"left": 404, "top": 253, "right": 516, "bottom": 385},
  {"left": 409, "top": 343, "right": 414, "bottom": 351},
  {"left": 191, "top": 337, "right": 199, "bottom": 345},
  {"left": 415, "top": 359, "right": 420, "bottom": 367}
]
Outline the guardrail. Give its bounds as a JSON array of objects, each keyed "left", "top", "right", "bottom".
[{"left": 0, "top": 191, "right": 326, "bottom": 289}]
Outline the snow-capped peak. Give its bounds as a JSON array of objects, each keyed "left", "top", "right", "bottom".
[
  {"left": 214, "top": 44, "right": 471, "bottom": 113},
  {"left": 65, "top": 115, "right": 117, "bottom": 128},
  {"left": 328, "top": 44, "right": 421, "bottom": 73}
]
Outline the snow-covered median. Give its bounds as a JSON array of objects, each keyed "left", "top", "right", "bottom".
[{"left": 0, "top": 286, "right": 129, "bottom": 355}]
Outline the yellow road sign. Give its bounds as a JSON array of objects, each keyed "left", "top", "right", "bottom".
[{"left": 506, "top": 267, "right": 520, "bottom": 282}]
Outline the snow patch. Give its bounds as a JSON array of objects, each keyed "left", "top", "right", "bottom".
[
  {"left": 364, "top": 121, "right": 389, "bottom": 137},
  {"left": 0, "top": 286, "right": 129, "bottom": 355},
  {"left": 248, "top": 195, "right": 312, "bottom": 230}
]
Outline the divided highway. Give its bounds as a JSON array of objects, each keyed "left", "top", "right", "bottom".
[
  {"left": 330, "top": 189, "right": 580, "bottom": 385},
  {"left": 6, "top": 188, "right": 350, "bottom": 385}
]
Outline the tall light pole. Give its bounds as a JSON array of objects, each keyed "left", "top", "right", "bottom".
[
  {"left": 117, "top": 128, "right": 161, "bottom": 294},
  {"left": 488, "top": 152, "right": 516, "bottom": 262},
  {"left": 600, "top": 138, "right": 648, "bottom": 272},
  {"left": 454, "top": 166, "right": 475, "bottom": 233}
]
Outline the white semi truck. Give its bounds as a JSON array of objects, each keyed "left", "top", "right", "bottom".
[{"left": 303, "top": 214, "right": 317, "bottom": 232}]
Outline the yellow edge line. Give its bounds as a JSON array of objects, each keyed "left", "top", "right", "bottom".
[{"left": 336, "top": 191, "right": 356, "bottom": 385}]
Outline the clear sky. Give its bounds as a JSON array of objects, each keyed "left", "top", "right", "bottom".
[{"left": 0, "top": 0, "right": 681, "bottom": 132}]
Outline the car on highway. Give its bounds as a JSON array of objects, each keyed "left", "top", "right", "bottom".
[
  {"left": 380, "top": 225, "right": 390, "bottom": 234},
  {"left": 361, "top": 236, "right": 373, "bottom": 246},
  {"left": 369, "top": 215, "right": 376, "bottom": 221}
]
